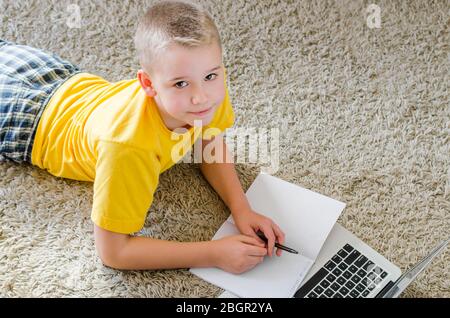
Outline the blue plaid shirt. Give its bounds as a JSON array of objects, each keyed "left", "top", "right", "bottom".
[{"left": 0, "top": 39, "right": 82, "bottom": 163}]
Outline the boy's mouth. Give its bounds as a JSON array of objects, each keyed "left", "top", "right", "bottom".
[{"left": 188, "top": 106, "right": 213, "bottom": 116}]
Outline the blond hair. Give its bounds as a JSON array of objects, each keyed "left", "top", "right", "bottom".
[{"left": 134, "top": 0, "right": 222, "bottom": 74}]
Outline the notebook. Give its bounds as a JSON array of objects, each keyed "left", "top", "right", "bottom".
[{"left": 190, "top": 173, "right": 346, "bottom": 298}]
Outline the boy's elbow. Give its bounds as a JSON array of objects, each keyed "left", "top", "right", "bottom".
[
  {"left": 97, "top": 246, "right": 122, "bottom": 269},
  {"left": 93, "top": 224, "right": 130, "bottom": 270}
]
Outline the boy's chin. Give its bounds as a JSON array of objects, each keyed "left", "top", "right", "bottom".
[{"left": 186, "top": 116, "right": 214, "bottom": 127}]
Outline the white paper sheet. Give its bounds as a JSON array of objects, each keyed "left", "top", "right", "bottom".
[{"left": 190, "top": 173, "right": 346, "bottom": 298}]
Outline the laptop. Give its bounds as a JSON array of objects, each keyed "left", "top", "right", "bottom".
[
  {"left": 293, "top": 224, "right": 449, "bottom": 298},
  {"left": 214, "top": 173, "right": 449, "bottom": 298},
  {"left": 219, "top": 226, "right": 448, "bottom": 299}
]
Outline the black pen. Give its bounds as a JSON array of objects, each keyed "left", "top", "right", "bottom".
[{"left": 256, "top": 231, "right": 299, "bottom": 254}]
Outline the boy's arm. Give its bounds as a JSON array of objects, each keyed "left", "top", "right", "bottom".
[
  {"left": 198, "top": 135, "right": 252, "bottom": 218},
  {"left": 199, "top": 134, "right": 285, "bottom": 257},
  {"left": 93, "top": 224, "right": 266, "bottom": 272},
  {"left": 93, "top": 224, "right": 215, "bottom": 270}
]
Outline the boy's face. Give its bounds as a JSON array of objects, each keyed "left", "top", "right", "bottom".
[{"left": 137, "top": 42, "right": 225, "bottom": 130}]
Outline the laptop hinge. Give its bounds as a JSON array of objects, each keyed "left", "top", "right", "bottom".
[{"left": 375, "top": 280, "right": 395, "bottom": 298}]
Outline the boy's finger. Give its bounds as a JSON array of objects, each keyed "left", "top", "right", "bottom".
[
  {"left": 276, "top": 248, "right": 282, "bottom": 257},
  {"left": 261, "top": 228, "right": 276, "bottom": 257},
  {"left": 248, "top": 246, "right": 268, "bottom": 256},
  {"left": 242, "top": 230, "right": 266, "bottom": 246},
  {"left": 249, "top": 255, "right": 265, "bottom": 267},
  {"left": 240, "top": 234, "right": 265, "bottom": 247},
  {"left": 273, "top": 223, "right": 285, "bottom": 245}
]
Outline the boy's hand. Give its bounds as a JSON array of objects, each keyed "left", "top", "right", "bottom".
[
  {"left": 233, "top": 209, "right": 285, "bottom": 257},
  {"left": 213, "top": 235, "right": 267, "bottom": 274}
]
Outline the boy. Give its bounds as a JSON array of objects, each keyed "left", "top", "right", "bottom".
[{"left": 0, "top": 0, "right": 284, "bottom": 274}]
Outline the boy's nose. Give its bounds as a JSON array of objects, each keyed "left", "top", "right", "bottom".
[{"left": 191, "top": 88, "right": 208, "bottom": 105}]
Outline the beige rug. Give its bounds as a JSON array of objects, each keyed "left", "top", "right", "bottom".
[{"left": 0, "top": 0, "right": 449, "bottom": 297}]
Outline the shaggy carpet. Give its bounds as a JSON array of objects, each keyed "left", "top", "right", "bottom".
[{"left": 0, "top": 0, "right": 449, "bottom": 297}]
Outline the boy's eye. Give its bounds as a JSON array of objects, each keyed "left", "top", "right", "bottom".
[
  {"left": 205, "top": 73, "right": 218, "bottom": 81},
  {"left": 174, "top": 81, "right": 188, "bottom": 89},
  {"left": 174, "top": 73, "right": 218, "bottom": 89}
]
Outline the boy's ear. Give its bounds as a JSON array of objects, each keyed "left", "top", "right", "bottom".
[{"left": 137, "top": 69, "right": 157, "bottom": 97}]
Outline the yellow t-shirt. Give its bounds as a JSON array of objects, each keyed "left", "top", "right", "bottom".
[{"left": 31, "top": 71, "right": 235, "bottom": 234}]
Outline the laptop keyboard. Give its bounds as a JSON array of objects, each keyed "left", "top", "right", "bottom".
[{"left": 294, "top": 244, "right": 389, "bottom": 298}]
